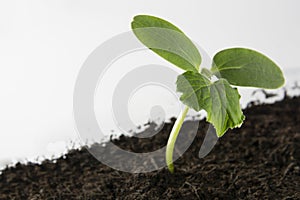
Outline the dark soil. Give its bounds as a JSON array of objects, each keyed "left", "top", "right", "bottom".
[{"left": 1, "top": 96, "right": 300, "bottom": 200}]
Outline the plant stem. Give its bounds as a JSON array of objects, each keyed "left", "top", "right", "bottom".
[{"left": 166, "top": 105, "right": 189, "bottom": 173}]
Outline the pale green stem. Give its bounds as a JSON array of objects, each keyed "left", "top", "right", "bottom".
[{"left": 166, "top": 106, "right": 189, "bottom": 173}]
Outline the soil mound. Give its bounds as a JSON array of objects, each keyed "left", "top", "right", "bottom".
[{"left": 1, "top": 97, "right": 300, "bottom": 199}]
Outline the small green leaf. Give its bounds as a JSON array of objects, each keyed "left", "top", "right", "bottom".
[
  {"left": 211, "top": 48, "right": 285, "bottom": 89},
  {"left": 177, "top": 71, "right": 245, "bottom": 137},
  {"left": 201, "top": 68, "right": 213, "bottom": 79},
  {"left": 176, "top": 71, "right": 211, "bottom": 111},
  {"left": 131, "top": 15, "right": 201, "bottom": 72}
]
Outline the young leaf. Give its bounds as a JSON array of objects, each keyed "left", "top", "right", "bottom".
[
  {"left": 211, "top": 48, "right": 285, "bottom": 89},
  {"left": 131, "top": 15, "right": 201, "bottom": 72},
  {"left": 177, "top": 71, "right": 245, "bottom": 137}
]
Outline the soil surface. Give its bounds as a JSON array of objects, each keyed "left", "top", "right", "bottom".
[{"left": 1, "top": 96, "right": 300, "bottom": 200}]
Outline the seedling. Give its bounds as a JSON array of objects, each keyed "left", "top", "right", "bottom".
[{"left": 131, "top": 15, "right": 285, "bottom": 173}]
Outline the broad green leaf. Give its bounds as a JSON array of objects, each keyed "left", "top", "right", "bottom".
[
  {"left": 177, "top": 71, "right": 245, "bottom": 137},
  {"left": 131, "top": 15, "right": 201, "bottom": 72},
  {"left": 211, "top": 48, "right": 285, "bottom": 89}
]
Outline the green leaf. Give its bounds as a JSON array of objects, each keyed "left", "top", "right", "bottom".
[
  {"left": 131, "top": 15, "right": 201, "bottom": 72},
  {"left": 201, "top": 68, "right": 213, "bottom": 79},
  {"left": 177, "top": 71, "right": 245, "bottom": 137},
  {"left": 211, "top": 48, "right": 285, "bottom": 89}
]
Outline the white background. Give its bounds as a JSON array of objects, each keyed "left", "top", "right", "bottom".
[{"left": 0, "top": 0, "right": 299, "bottom": 168}]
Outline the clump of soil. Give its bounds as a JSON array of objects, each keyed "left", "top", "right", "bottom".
[{"left": 1, "top": 96, "right": 300, "bottom": 199}]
